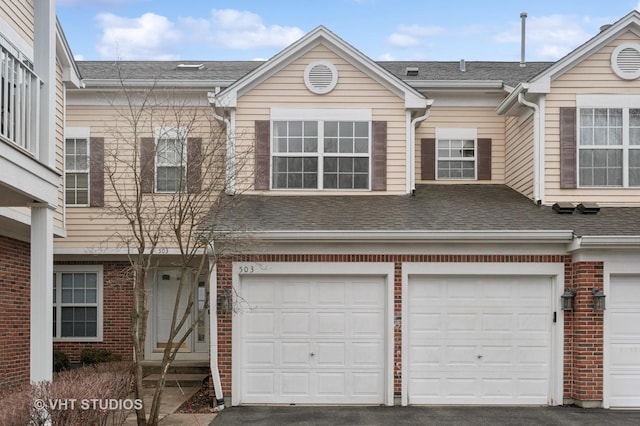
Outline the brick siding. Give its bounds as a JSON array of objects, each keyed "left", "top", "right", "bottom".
[{"left": 0, "top": 236, "right": 31, "bottom": 391}]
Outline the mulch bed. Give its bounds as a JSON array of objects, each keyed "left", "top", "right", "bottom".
[{"left": 176, "top": 387, "right": 214, "bottom": 414}]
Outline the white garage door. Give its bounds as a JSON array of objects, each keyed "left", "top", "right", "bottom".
[
  {"left": 608, "top": 275, "right": 640, "bottom": 408},
  {"left": 240, "top": 275, "right": 386, "bottom": 404},
  {"left": 408, "top": 276, "right": 552, "bottom": 405}
]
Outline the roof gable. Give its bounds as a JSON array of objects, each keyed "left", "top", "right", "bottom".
[
  {"left": 211, "top": 26, "right": 428, "bottom": 110},
  {"left": 528, "top": 10, "right": 640, "bottom": 92}
]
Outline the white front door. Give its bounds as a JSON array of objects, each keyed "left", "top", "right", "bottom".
[
  {"left": 407, "top": 275, "right": 553, "bottom": 405},
  {"left": 607, "top": 275, "right": 640, "bottom": 408},
  {"left": 153, "top": 269, "right": 209, "bottom": 355},
  {"left": 239, "top": 275, "right": 386, "bottom": 404}
]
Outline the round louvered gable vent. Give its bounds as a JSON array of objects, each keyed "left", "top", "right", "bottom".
[
  {"left": 611, "top": 43, "right": 640, "bottom": 80},
  {"left": 304, "top": 61, "right": 338, "bottom": 94}
]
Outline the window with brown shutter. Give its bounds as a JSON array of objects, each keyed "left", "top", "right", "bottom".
[
  {"left": 140, "top": 137, "right": 155, "bottom": 193},
  {"left": 255, "top": 120, "right": 271, "bottom": 190},
  {"left": 560, "top": 107, "right": 577, "bottom": 189},
  {"left": 477, "top": 138, "right": 492, "bottom": 180},
  {"left": 420, "top": 138, "right": 436, "bottom": 180},
  {"left": 89, "top": 137, "right": 104, "bottom": 207},
  {"left": 371, "top": 121, "right": 387, "bottom": 191},
  {"left": 187, "top": 137, "right": 202, "bottom": 193}
]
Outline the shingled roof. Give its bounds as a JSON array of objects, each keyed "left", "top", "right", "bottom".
[
  {"left": 213, "top": 184, "right": 640, "bottom": 237},
  {"left": 76, "top": 60, "right": 553, "bottom": 89}
]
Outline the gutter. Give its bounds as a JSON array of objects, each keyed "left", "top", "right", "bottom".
[
  {"left": 81, "top": 79, "right": 236, "bottom": 89},
  {"left": 569, "top": 235, "right": 640, "bottom": 251},
  {"left": 208, "top": 257, "right": 225, "bottom": 411},
  {"left": 408, "top": 80, "right": 504, "bottom": 90},
  {"left": 224, "top": 229, "right": 575, "bottom": 243},
  {"left": 517, "top": 91, "right": 544, "bottom": 204},
  {"left": 208, "top": 89, "right": 235, "bottom": 194},
  {"left": 409, "top": 100, "right": 433, "bottom": 193}
]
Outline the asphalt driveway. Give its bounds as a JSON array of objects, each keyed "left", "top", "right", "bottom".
[{"left": 212, "top": 405, "right": 640, "bottom": 426}]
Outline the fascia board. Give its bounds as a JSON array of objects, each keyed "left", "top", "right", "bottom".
[
  {"left": 572, "top": 235, "right": 640, "bottom": 250},
  {"left": 56, "top": 19, "right": 81, "bottom": 88},
  {"left": 224, "top": 230, "right": 574, "bottom": 243},
  {"left": 218, "top": 26, "right": 427, "bottom": 110},
  {"left": 409, "top": 80, "right": 504, "bottom": 90},
  {"left": 81, "top": 79, "right": 235, "bottom": 89},
  {"left": 496, "top": 83, "right": 527, "bottom": 115},
  {"left": 530, "top": 12, "right": 640, "bottom": 86}
]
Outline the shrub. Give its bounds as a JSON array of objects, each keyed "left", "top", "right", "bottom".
[
  {"left": 0, "top": 361, "right": 134, "bottom": 426},
  {"left": 80, "top": 348, "right": 122, "bottom": 365},
  {"left": 53, "top": 349, "right": 70, "bottom": 372}
]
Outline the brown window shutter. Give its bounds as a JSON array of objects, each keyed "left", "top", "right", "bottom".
[
  {"left": 187, "top": 137, "right": 202, "bottom": 193},
  {"left": 477, "top": 138, "right": 492, "bottom": 180},
  {"left": 89, "top": 137, "right": 104, "bottom": 207},
  {"left": 140, "top": 137, "right": 155, "bottom": 193},
  {"left": 255, "top": 121, "right": 270, "bottom": 190},
  {"left": 421, "top": 138, "right": 435, "bottom": 180},
  {"left": 560, "top": 107, "right": 577, "bottom": 188},
  {"left": 371, "top": 121, "right": 387, "bottom": 191}
]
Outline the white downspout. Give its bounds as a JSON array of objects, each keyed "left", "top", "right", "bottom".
[
  {"left": 208, "top": 257, "right": 225, "bottom": 410},
  {"left": 410, "top": 101, "right": 433, "bottom": 193},
  {"left": 209, "top": 89, "right": 235, "bottom": 194},
  {"left": 518, "top": 92, "right": 543, "bottom": 204}
]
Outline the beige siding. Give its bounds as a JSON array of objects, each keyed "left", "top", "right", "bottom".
[
  {"left": 234, "top": 45, "right": 408, "bottom": 193},
  {"left": 415, "top": 107, "right": 506, "bottom": 184},
  {"left": 545, "top": 31, "right": 640, "bottom": 205},
  {"left": 505, "top": 115, "right": 534, "bottom": 199},
  {"left": 57, "top": 100, "right": 225, "bottom": 250},
  {"left": 0, "top": 0, "right": 34, "bottom": 45}
]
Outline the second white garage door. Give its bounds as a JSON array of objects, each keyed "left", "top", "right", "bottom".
[
  {"left": 239, "top": 275, "right": 386, "bottom": 404},
  {"left": 408, "top": 275, "right": 552, "bottom": 405}
]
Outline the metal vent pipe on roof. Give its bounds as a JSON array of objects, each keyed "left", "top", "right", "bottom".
[
  {"left": 520, "top": 12, "right": 527, "bottom": 67},
  {"left": 459, "top": 59, "right": 466, "bottom": 72}
]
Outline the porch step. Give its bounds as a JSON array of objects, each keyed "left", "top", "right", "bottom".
[
  {"left": 141, "top": 360, "right": 210, "bottom": 376},
  {"left": 142, "top": 373, "right": 208, "bottom": 388}
]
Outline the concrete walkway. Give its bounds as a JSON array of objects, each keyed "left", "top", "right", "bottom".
[{"left": 123, "top": 387, "right": 217, "bottom": 425}]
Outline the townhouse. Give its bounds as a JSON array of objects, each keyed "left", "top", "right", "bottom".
[{"left": 1, "top": 3, "right": 637, "bottom": 409}]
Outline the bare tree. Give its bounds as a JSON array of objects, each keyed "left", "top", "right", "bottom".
[{"left": 98, "top": 73, "right": 249, "bottom": 425}]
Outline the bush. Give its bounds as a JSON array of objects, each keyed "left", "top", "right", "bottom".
[
  {"left": 53, "top": 349, "right": 70, "bottom": 372},
  {"left": 80, "top": 348, "right": 122, "bottom": 365},
  {"left": 0, "top": 361, "right": 133, "bottom": 426}
]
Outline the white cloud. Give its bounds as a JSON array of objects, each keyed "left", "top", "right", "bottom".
[
  {"left": 495, "top": 14, "right": 593, "bottom": 60},
  {"left": 96, "top": 12, "right": 183, "bottom": 60},
  {"left": 179, "top": 9, "right": 304, "bottom": 50},
  {"left": 58, "top": 0, "right": 131, "bottom": 5},
  {"left": 386, "top": 24, "right": 444, "bottom": 47}
]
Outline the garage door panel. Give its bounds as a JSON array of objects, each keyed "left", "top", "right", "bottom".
[
  {"left": 240, "top": 275, "right": 386, "bottom": 404},
  {"left": 245, "top": 342, "right": 275, "bottom": 367},
  {"left": 408, "top": 275, "right": 552, "bottom": 405},
  {"left": 281, "top": 312, "right": 310, "bottom": 336},
  {"left": 608, "top": 275, "right": 640, "bottom": 407}
]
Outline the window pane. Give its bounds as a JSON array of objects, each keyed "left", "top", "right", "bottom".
[
  {"left": 339, "top": 122, "right": 353, "bottom": 137},
  {"left": 579, "top": 148, "right": 622, "bottom": 186},
  {"left": 354, "top": 174, "right": 368, "bottom": 189},
  {"left": 338, "top": 158, "right": 353, "bottom": 172},
  {"left": 303, "top": 173, "right": 317, "bottom": 189},
  {"left": 86, "top": 289, "right": 97, "bottom": 304},
  {"left": 287, "top": 173, "right": 302, "bottom": 188},
  {"left": 289, "top": 138, "right": 302, "bottom": 152},
  {"left": 580, "top": 128, "right": 594, "bottom": 146},
  {"left": 304, "top": 138, "right": 318, "bottom": 152},
  {"left": 289, "top": 121, "right": 302, "bottom": 137},
  {"left": 354, "top": 157, "right": 369, "bottom": 173},
  {"left": 354, "top": 139, "right": 368, "bottom": 153},
  {"left": 325, "top": 137, "right": 337, "bottom": 153},
  {"left": 288, "top": 157, "right": 302, "bottom": 172},
  {"left": 580, "top": 108, "right": 593, "bottom": 126},
  {"left": 324, "top": 157, "right": 337, "bottom": 173},
  {"left": 303, "top": 157, "right": 318, "bottom": 173},
  {"left": 630, "top": 128, "right": 640, "bottom": 146},
  {"left": 273, "top": 157, "right": 288, "bottom": 173},
  {"left": 354, "top": 122, "right": 368, "bottom": 137},
  {"left": 324, "top": 121, "right": 338, "bottom": 137},
  {"left": 338, "top": 174, "right": 353, "bottom": 188},
  {"left": 274, "top": 121, "right": 287, "bottom": 138},
  {"left": 338, "top": 138, "right": 353, "bottom": 153},
  {"left": 275, "top": 138, "right": 287, "bottom": 153},
  {"left": 304, "top": 122, "right": 317, "bottom": 137},
  {"left": 630, "top": 150, "right": 640, "bottom": 186}
]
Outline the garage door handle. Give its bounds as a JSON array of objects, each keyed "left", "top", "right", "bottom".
[
  {"left": 310, "top": 352, "right": 315, "bottom": 357},
  {"left": 477, "top": 355, "right": 483, "bottom": 359}
]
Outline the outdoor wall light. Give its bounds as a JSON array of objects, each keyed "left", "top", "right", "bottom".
[
  {"left": 592, "top": 287, "right": 606, "bottom": 311},
  {"left": 561, "top": 288, "right": 576, "bottom": 311},
  {"left": 218, "top": 287, "right": 233, "bottom": 314}
]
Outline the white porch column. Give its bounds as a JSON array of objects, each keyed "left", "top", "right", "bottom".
[{"left": 30, "top": 205, "right": 54, "bottom": 383}]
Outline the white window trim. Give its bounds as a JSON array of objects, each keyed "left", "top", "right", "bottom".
[
  {"left": 269, "top": 108, "right": 373, "bottom": 192},
  {"left": 435, "top": 128, "right": 478, "bottom": 180},
  {"left": 53, "top": 265, "right": 104, "bottom": 342},
  {"left": 64, "top": 127, "right": 92, "bottom": 207},
  {"left": 576, "top": 105, "right": 640, "bottom": 188},
  {"left": 154, "top": 127, "right": 188, "bottom": 193}
]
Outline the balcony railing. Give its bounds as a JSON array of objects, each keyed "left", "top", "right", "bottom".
[{"left": 1, "top": 34, "right": 41, "bottom": 155}]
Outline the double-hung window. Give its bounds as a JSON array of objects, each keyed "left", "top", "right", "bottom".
[
  {"left": 156, "top": 131, "right": 187, "bottom": 193},
  {"left": 578, "top": 107, "right": 640, "bottom": 187},
  {"left": 272, "top": 118, "right": 370, "bottom": 190},
  {"left": 65, "top": 137, "right": 90, "bottom": 205},
  {"left": 53, "top": 266, "right": 103, "bottom": 341},
  {"left": 436, "top": 128, "right": 477, "bottom": 179}
]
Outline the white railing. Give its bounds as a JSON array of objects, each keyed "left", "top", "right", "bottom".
[{"left": 1, "top": 35, "right": 41, "bottom": 155}]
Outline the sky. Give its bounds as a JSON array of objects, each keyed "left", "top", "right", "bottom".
[{"left": 56, "top": 1, "right": 640, "bottom": 63}]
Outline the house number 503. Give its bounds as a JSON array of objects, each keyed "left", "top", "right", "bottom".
[{"left": 239, "top": 266, "right": 254, "bottom": 273}]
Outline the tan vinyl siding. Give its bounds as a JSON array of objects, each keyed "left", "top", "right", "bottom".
[
  {"left": 0, "top": 0, "right": 34, "bottom": 46},
  {"left": 57, "top": 102, "right": 225, "bottom": 250},
  {"left": 234, "top": 45, "right": 408, "bottom": 193},
  {"left": 505, "top": 115, "right": 534, "bottom": 199},
  {"left": 415, "top": 107, "right": 506, "bottom": 184},
  {"left": 545, "top": 31, "right": 640, "bottom": 205}
]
